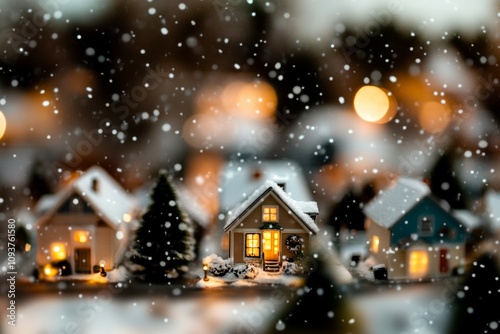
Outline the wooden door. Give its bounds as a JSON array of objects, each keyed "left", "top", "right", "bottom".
[
  {"left": 74, "top": 248, "right": 91, "bottom": 273},
  {"left": 439, "top": 249, "right": 449, "bottom": 273}
]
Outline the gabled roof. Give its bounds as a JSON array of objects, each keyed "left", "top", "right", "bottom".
[
  {"left": 35, "top": 166, "right": 137, "bottom": 229},
  {"left": 224, "top": 179, "right": 319, "bottom": 234},
  {"left": 219, "top": 159, "right": 314, "bottom": 213},
  {"left": 363, "top": 177, "right": 431, "bottom": 228}
]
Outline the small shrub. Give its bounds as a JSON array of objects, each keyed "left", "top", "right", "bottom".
[
  {"left": 282, "top": 261, "right": 304, "bottom": 275},
  {"left": 203, "top": 254, "right": 259, "bottom": 279},
  {"left": 203, "top": 254, "right": 232, "bottom": 277}
]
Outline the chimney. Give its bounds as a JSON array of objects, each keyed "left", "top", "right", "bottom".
[{"left": 92, "top": 178, "right": 99, "bottom": 192}]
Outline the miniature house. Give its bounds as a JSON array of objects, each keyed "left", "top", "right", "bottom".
[
  {"left": 224, "top": 180, "right": 319, "bottom": 272},
  {"left": 217, "top": 159, "right": 315, "bottom": 253},
  {"left": 35, "top": 166, "right": 137, "bottom": 276},
  {"left": 363, "top": 177, "right": 467, "bottom": 280}
]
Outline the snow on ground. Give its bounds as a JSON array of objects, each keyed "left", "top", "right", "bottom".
[
  {"left": 2, "top": 284, "right": 291, "bottom": 334},
  {"left": 2, "top": 294, "right": 276, "bottom": 334},
  {"left": 195, "top": 270, "right": 305, "bottom": 289},
  {"left": 351, "top": 282, "right": 454, "bottom": 334},
  {"left": 40, "top": 266, "right": 131, "bottom": 284}
]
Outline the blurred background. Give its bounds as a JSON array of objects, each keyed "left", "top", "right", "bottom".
[
  {"left": 2, "top": 0, "right": 500, "bottom": 333},
  {"left": 1, "top": 0, "right": 499, "bottom": 224}
]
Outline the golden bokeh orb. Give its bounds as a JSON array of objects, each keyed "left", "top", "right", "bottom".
[
  {"left": 353, "top": 85, "right": 397, "bottom": 124},
  {"left": 221, "top": 80, "right": 277, "bottom": 119},
  {"left": 0, "top": 111, "right": 6, "bottom": 140},
  {"left": 419, "top": 101, "right": 451, "bottom": 133}
]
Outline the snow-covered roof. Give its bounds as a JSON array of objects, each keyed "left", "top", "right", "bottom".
[
  {"left": 224, "top": 179, "right": 319, "bottom": 234},
  {"left": 219, "top": 159, "right": 314, "bottom": 213},
  {"left": 363, "top": 177, "right": 431, "bottom": 228},
  {"left": 484, "top": 189, "right": 500, "bottom": 228},
  {"left": 36, "top": 166, "right": 137, "bottom": 229},
  {"left": 453, "top": 209, "right": 482, "bottom": 231}
]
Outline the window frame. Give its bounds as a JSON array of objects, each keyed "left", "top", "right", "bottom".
[
  {"left": 419, "top": 216, "right": 434, "bottom": 236},
  {"left": 262, "top": 205, "right": 279, "bottom": 222},
  {"left": 244, "top": 233, "right": 261, "bottom": 258}
]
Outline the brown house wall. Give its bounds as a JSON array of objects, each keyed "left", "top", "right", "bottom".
[
  {"left": 229, "top": 193, "right": 314, "bottom": 266},
  {"left": 232, "top": 194, "right": 309, "bottom": 231},
  {"left": 233, "top": 232, "right": 244, "bottom": 263}
]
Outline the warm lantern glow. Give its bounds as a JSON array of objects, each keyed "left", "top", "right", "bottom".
[
  {"left": 122, "top": 213, "right": 132, "bottom": 223},
  {"left": 43, "top": 264, "right": 59, "bottom": 277},
  {"left": 353, "top": 85, "right": 397, "bottom": 124},
  {"left": 409, "top": 249, "right": 429, "bottom": 278},
  {"left": 50, "top": 242, "right": 67, "bottom": 261},
  {"left": 0, "top": 111, "right": 6, "bottom": 140},
  {"left": 418, "top": 101, "right": 451, "bottom": 133},
  {"left": 222, "top": 80, "right": 277, "bottom": 119},
  {"left": 74, "top": 230, "right": 89, "bottom": 243}
]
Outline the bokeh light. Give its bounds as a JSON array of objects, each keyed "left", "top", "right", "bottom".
[
  {"left": 221, "top": 80, "right": 277, "bottom": 119},
  {"left": 353, "top": 85, "right": 397, "bottom": 124},
  {"left": 0, "top": 111, "right": 6, "bottom": 140},
  {"left": 419, "top": 101, "right": 451, "bottom": 133}
]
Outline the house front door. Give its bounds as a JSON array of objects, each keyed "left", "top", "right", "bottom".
[
  {"left": 439, "top": 249, "right": 449, "bottom": 273},
  {"left": 74, "top": 248, "right": 91, "bottom": 273},
  {"left": 262, "top": 230, "right": 281, "bottom": 263}
]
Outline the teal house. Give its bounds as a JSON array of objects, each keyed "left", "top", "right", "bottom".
[{"left": 363, "top": 177, "right": 467, "bottom": 280}]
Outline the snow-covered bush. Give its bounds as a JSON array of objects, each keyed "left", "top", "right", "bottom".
[
  {"left": 203, "top": 254, "right": 259, "bottom": 279},
  {"left": 282, "top": 260, "right": 304, "bottom": 275},
  {"left": 203, "top": 254, "right": 232, "bottom": 277},
  {"left": 243, "top": 264, "right": 259, "bottom": 279},
  {"left": 230, "top": 263, "right": 259, "bottom": 279}
]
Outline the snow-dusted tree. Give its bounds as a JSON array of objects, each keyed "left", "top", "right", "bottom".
[{"left": 129, "top": 169, "right": 196, "bottom": 282}]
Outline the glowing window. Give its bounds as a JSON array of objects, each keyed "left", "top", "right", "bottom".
[
  {"left": 263, "top": 206, "right": 278, "bottom": 222},
  {"left": 50, "top": 242, "right": 67, "bottom": 261},
  {"left": 409, "top": 250, "right": 429, "bottom": 278},
  {"left": 74, "top": 230, "right": 89, "bottom": 243},
  {"left": 371, "top": 235, "right": 380, "bottom": 253},
  {"left": 245, "top": 233, "right": 260, "bottom": 257}
]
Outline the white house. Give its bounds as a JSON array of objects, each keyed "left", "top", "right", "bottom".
[{"left": 34, "top": 166, "right": 138, "bottom": 276}]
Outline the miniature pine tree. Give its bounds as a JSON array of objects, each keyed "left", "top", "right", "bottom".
[{"left": 129, "top": 169, "right": 196, "bottom": 282}]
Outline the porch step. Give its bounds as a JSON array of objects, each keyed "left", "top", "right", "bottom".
[{"left": 264, "top": 260, "right": 281, "bottom": 272}]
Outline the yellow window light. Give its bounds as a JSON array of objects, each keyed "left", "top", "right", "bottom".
[
  {"left": 50, "top": 242, "right": 67, "bottom": 261},
  {"left": 409, "top": 250, "right": 429, "bottom": 278},
  {"left": 74, "top": 230, "right": 89, "bottom": 243},
  {"left": 263, "top": 206, "right": 278, "bottom": 222},
  {"left": 371, "top": 235, "right": 380, "bottom": 253}
]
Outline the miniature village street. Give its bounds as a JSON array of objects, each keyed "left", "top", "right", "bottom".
[
  {"left": 2, "top": 1, "right": 500, "bottom": 334},
  {"left": 4, "top": 267, "right": 462, "bottom": 334}
]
